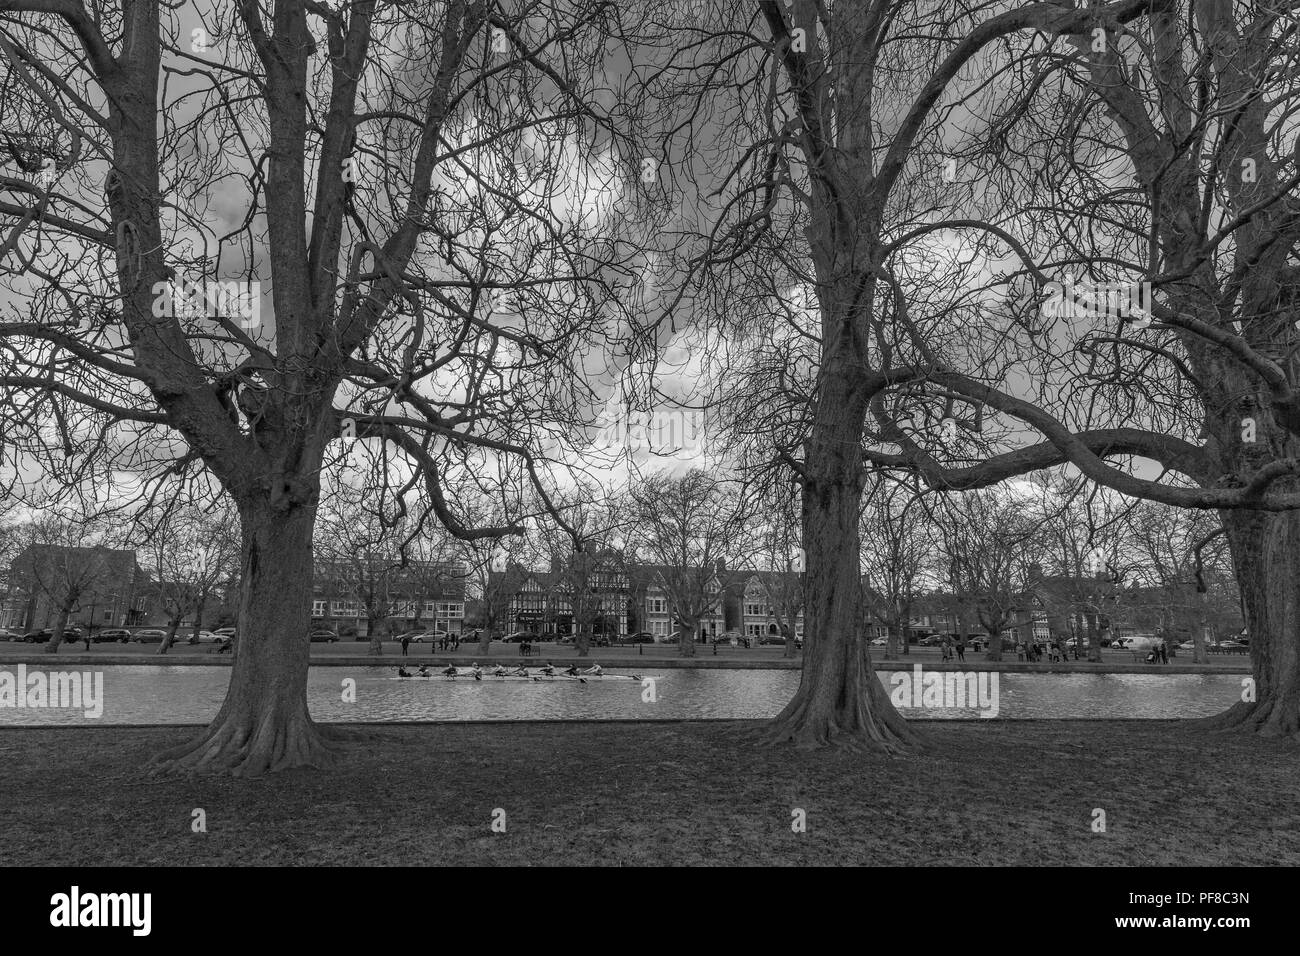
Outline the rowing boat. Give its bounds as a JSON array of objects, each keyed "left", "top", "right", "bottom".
[{"left": 389, "top": 668, "right": 648, "bottom": 682}]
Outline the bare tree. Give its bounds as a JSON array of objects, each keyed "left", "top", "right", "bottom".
[
  {"left": 857, "top": 3, "right": 1300, "bottom": 737},
  {"left": 623, "top": 0, "right": 1170, "bottom": 750},
  {"left": 0, "top": 2, "right": 628, "bottom": 773},
  {"left": 141, "top": 504, "right": 240, "bottom": 654},
  {"left": 13, "top": 511, "right": 115, "bottom": 652},
  {"left": 932, "top": 489, "right": 1048, "bottom": 661},
  {"left": 860, "top": 478, "right": 931, "bottom": 662},
  {"left": 627, "top": 469, "right": 745, "bottom": 658}
]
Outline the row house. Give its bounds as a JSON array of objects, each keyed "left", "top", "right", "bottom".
[
  {"left": 630, "top": 564, "right": 729, "bottom": 642},
  {"left": 489, "top": 556, "right": 743, "bottom": 643},
  {"left": 738, "top": 572, "right": 805, "bottom": 641},
  {"left": 489, "top": 552, "right": 629, "bottom": 638}
]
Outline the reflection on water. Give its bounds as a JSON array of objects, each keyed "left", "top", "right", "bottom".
[{"left": 0, "top": 665, "right": 1246, "bottom": 725}]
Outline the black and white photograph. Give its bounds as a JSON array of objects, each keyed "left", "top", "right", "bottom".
[{"left": 0, "top": 0, "right": 1290, "bottom": 924}]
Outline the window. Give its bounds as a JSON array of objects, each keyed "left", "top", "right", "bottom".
[
  {"left": 647, "top": 597, "right": 666, "bottom": 614},
  {"left": 744, "top": 603, "right": 765, "bottom": 617},
  {"left": 424, "top": 600, "right": 436, "bottom": 614},
  {"left": 651, "top": 620, "right": 668, "bottom": 636},
  {"left": 312, "top": 600, "right": 327, "bottom": 616},
  {"left": 747, "top": 624, "right": 762, "bottom": 637}
]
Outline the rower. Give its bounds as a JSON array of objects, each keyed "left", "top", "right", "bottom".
[
  {"left": 442, "top": 664, "right": 458, "bottom": 678},
  {"left": 469, "top": 662, "right": 483, "bottom": 681},
  {"left": 397, "top": 667, "right": 412, "bottom": 678},
  {"left": 582, "top": 663, "right": 603, "bottom": 676},
  {"left": 417, "top": 665, "right": 431, "bottom": 677},
  {"left": 511, "top": 665, "right": 530, "bottom": 677},
  {"left": 564, "top": 665, "right": 582, "bottom": 677},
  {"left": 540, "top": 661, "right": 557, "bottom": 676},
  {"left": 491, "top": 664, "right": 509, "bottom": 677}
]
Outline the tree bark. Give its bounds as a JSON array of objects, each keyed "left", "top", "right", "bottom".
[
  {"left": 677, "top": 620, "right": 698, "bottom": 658},
  {"left": 766, "top": 381, "right": 918, "bottom": 752},
  {"left": 784, "top": 624, "right": 798, "bottom": 658},
  {"left": 985, "top": 625, "right": 1003, "bottom": 662},
  {"left": 157, "top": 619, "right": 179, "bottom": 655},
  {"left": 45, "top": 605, "right": 73, "bottom": 654},
  {"left": 575, "top": 629, "right": 591, "bottom": 657},
  {"left": 1194, "top": 509, "right": 1300, "bottom": 738},
  {"left": 152, "top": 501, "right": 335, "bottom": 776},
  {"left": 884, "top": 621, "right": 899, "bottom": 661}
]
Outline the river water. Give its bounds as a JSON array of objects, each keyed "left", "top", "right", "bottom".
[{"left": 0, "top": 665, "right": 1248, "bottom": 725}]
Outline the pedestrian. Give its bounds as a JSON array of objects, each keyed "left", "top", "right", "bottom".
[
  {"left": 400, "top": 634, "right": 411, "bottom": 657},
  {"left": 83, "top": 632, "right": 91, "bottom": 652},
  {"left": 955, "top": 637, "right": 965, "bottom": 663},
  {"left": 1159, "top": 639, "right": 1168, "bottom": 664},
  {"left": 1016, "top": 640, "right": 1025, "bottom": 662}
]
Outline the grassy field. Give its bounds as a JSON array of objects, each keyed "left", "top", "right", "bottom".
[{"left": 1, "top": 720, "right": 1295, "bottom": 865}]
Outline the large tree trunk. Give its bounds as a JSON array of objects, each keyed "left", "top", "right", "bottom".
[
  {"left": 677, "top": 620, "right": 697, "bottom": 658},
  {"left": 985, "top": 624, "right": 1003, "bottom": 662},
  {"left": 784, "top": 623, "right": 798, "bottom": 658},
  {"left": 574, "top": 627, "right": 591, "bottom": 657},
  {"left": 884, "top": 621, "right": 899, "bottom": 661},
  {"left": 157, "top": 618, "right": 182, "bottom": 655},
  {"left": 368, "top": 614, "right": 385, "bottom": 656},
  {"left": 1196, "top": 509, "right": 1300, "bottom": 738},
  {"left": 766, "top": 380, "right": 918, "bottom": 752},
  {"left": 152, "top": 500, "right": 334, "bottom": 776}
]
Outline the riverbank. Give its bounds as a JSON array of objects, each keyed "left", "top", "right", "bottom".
[
  {"left": 0, "top": 641, "right": 1252, "bottom": 673},
  {"left": 0, "top": 720, "right": 1292, "bottom": 865}
]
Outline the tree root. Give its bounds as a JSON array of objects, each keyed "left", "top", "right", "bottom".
[
  {"left": 762, "top": 688, "right": 924, "bottom": 755},
  {"left": 150, "top": 711, "right": 339, "bottom": 778},
  {"left": 1189, "top": 698, "right": 1300, "bottom": 741}
]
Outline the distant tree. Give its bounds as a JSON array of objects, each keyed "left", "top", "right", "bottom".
[
  {"left": 141, "top": 505, "right": 240, "bottom": 654},
  {"left": 860, "top": 479, "right": 931, "bottom": 662},
  {"left": 933, "top": 489, "right": 1048, "bottom": 661},
  {"left": 628, "top": 470, "right": 746, "bottom": 658},
  {"left": 14, "top": 512, "right": 114, "bottom": 653}
]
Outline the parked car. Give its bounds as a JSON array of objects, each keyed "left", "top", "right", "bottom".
[
  {"left": 918, "top": 634, "right": 944, "bottom": 647},
  {"left": 96, "top": 628, "right": 133, "bottom": 643},
  {"left": 130, "top": 628, "right": 168, "bottom": 643},
  {"left": 0, "top": 628, "right": 20, "bottom": 641},
  {"left": 213, "top": 627, "right": 236, "bottom": 638},
  {"left": 309, "top": 630, "right": 340, "bottom": 643},
  {"left": 1212, "top": 640, "right": 1249, "bottom": 653},
  {"left": 622, "top": 632, "right": 656, "bottom": 644},
  {"left": 869, "top": 636, "right": 888, "bottom": 646},
  {"left": 186, "top": 630, "right": 224, "bottom": 644},
  {"left": 22, "top": 629, "right": 53, "bottom": 643},
  {"left": 502, "top": 631, "right": 540, "bottom": 643}
]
